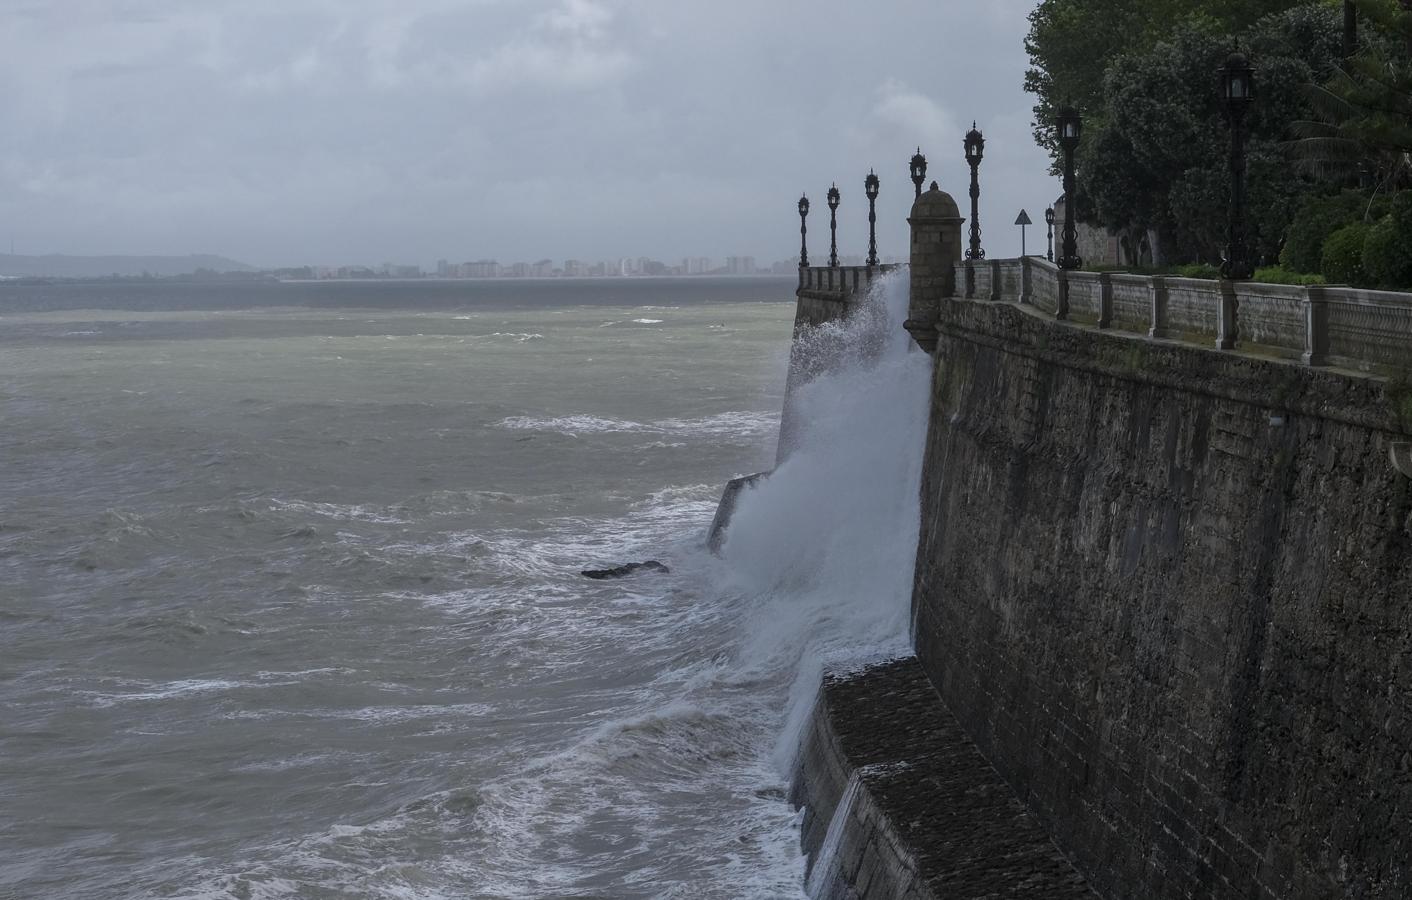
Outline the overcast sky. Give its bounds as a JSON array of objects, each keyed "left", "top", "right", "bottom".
[{"left": 0, "top": 0, "right": 1059, "bottom": 268}]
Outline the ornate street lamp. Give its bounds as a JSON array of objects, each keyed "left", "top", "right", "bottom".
[
  {"left": 1045, "top": 206, "right": 1056, "bottom": 262},
  {"left": 910, "top": 148, "right": 927, "bottom": 200},
  {"left": 865, "top": 170, "right": 880, "bottom": 267},
  {"left": 798, "top": 194, "right": 810, "bottom": 269},
  {"left": 1056, "top": 105, "right": 1083, "bottom": 272},
  {"left": 827, "top": 184, "right": 841, "bottom": 268},
  {"left": 1220, "top": 46, "right": 1255, "bottom": 281},
  {"left": 964, "top": 123, "right": 986, "bottom": 260}
]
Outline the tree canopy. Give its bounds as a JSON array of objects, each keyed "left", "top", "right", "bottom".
[
  {"left": 1024, "top": 0, "right": 1325, "bottom": 156},
  {"left": 1024, "top": 1, "right": 1344, "bottom": 265},
  {"left": 1290, "top": 1, "right": 1412, "bottom": 188}
]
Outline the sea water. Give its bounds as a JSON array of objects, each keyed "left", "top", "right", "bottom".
[{"left": 0, "top": 273, "right": 932, "bottom": 899}]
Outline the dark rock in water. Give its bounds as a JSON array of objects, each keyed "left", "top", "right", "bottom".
[
  {"left": 707, "top": 471, "right": 770, "bottom": 555},
  {"left": 581, "top": 560, "right": 670, "bottom": 579}
]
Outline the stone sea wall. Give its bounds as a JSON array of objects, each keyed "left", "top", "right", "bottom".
[
  {"left": 784, "top": 184, "right": 1412, "bottom": 899},
  {"left": 790, "top": 658, "right": 1092, "bottom": 900},
  {"left": 912, "top": 297, "right": 1412, "bottom": 899}
]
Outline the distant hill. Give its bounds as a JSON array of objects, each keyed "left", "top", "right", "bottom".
[{"left": 0, "top": 253, "right": 255, "bottom": 278}]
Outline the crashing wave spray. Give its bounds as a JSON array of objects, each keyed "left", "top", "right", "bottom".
[
  {"left": 715, "top": 269, "right": 933, "bottom": 771},
  {"left": 804, "top": 772, "right": 862, "bottom": 897}
]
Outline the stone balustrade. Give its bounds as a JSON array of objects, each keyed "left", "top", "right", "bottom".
[
  {"left": 795, "top": 264, "right": 902, "bottom": 328},
  {"left": 948, "top": 257, "right": 1412, "bottom": 373}
]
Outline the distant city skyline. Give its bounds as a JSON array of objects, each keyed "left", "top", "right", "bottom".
[
  {"left": 0, "top": 248, "right": 913, "bottom": 281},
  {"left": 267, "top": 252, "right": 907, "bottom": 281}
]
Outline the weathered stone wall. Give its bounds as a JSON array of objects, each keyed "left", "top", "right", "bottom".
[
  {"left": 912, "top": 297, "right": 1412, "bottom": 899},
  {"left": 790, "top": 657, "right": 1093, "bottom": 900}
]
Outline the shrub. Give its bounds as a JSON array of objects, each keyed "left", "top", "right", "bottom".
[
  {"left": 1174, "top": 263, "right": 1221, "bottom": 279},
  {"left": 1253, "top": 266, "right": 1326, "bottom": 285},
  {"left": 1321, "top": 222, "right": 1373, "bottom": 285},
  {"left": 1363, "top": 193, "right": 1412, "bottom": 289},
  {"left": 1281, "top": 190, "right": 1387, "bottom": 274}
]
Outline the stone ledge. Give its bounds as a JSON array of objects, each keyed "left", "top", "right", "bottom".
[
  {"left": 936, "top": 297, "right": 1410, "bottom": 437},
  {"left": 791, "top": 656, "right": 1095, "bottom": 899}
]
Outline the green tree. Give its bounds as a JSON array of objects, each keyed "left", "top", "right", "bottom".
[
  {"left": 1362, "top": 191, "right": 1412, "bottom": 286},
  {"left": 1278, "top": 189, "right": 1388, "bottom": 271},
  {"left": 1290, "top": 1, "right": 1412, "bottom": 189},
  {"left": 1059, "top": 5, "right": 1341, "bottom": 264},
  {"left": 1321, "top": 219, "right": 1374, "bottom": 282},
  {"left": 1024, "top": 0, "right": 1330, "bottom": 160}
]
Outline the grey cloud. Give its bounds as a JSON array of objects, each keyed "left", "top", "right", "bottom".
[{"left": 0, "top": 0, "right": 1057, "bottom": 267}]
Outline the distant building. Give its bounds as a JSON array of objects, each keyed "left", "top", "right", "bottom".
[
  {"left": 1053, "top": 196, "right": 1130, "bottom": 267},
  {"left": 462, "top": 260, "right": 499, "bottom": 278}
]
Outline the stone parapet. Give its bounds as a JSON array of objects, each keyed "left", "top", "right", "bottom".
[
  {"left": 796, "top": 265, "right": 900, "bottom": 327},
  {"left": 937, "top": 259, "right": 1412, "bottom": 374}
]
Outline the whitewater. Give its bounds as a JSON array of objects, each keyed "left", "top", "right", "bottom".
[{"left": 0, "top": 273, "right": 932, "bottom": 899}]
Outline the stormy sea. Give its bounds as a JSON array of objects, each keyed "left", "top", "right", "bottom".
[{"left": 0, "top": 273, "right": 932, "bottom": 899}]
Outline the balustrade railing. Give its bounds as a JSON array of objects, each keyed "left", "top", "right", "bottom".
[
  {"left": 948, "top": 257, "right": 1412, "bottom": 373},
  {"left": 798, "top": 264, "right": 902, "bottom": 301}
]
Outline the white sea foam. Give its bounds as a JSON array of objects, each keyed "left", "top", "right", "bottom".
[
  {"left": 631, "top": 318, "right": 665, "bottom": 324},
  {"left": 78, "top": 678, "right": 251, "bottom": 707},
  {"left": 496, "top": 410, "right": 777, "bottom": 440},
  {"left": 267, "top": 498, "right": 410, "bottom": 525}
]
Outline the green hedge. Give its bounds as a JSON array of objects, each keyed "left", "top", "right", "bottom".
[
  {"left": 1362, "top": 193, "right": 1412, "bottom": 289},
  {"left": 1252, "top": 266, "right": 1326, "bottom": 286},
  {"left": 1173, "top": 263, "right": 1220, "bottom": 279},
  {"left": 1321, "top": 222, "right": 1373, "bottom": 286},
  {"left": 1281, "top": 190, "right": 1388, "bottom": 275}
]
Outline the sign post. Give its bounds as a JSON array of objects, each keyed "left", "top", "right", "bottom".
[{"left": 1015, "top": 209, "right": 1033, "bottom": 258}]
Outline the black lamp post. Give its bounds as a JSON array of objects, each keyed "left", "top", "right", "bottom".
[
  {"left": 1343, "top": 0, "right": 1358, "bottom": 60},
  {"left": 865, "top": 170, "right": 880, "bottom": 267},
  {"left": 1220, "top": 46, "right": 1255, "bottom": 281},
  {"left": 910, "top": 148, "right": 927, "bottom": 200},
  {"left": 1045, "top": 206, "right": 1056, "bottom": 262},
  {"left": 827, "top": 184, "right": 841, "bottom": 268},
  {"left": 964, "top": 123, "right": 985, "bottom": 260},
  {"left": 798, "top": 194, "right": 810, "bottom": 269},
  {"left": 1057, "top": 105, "right": 1083, "bottom": 271}
]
